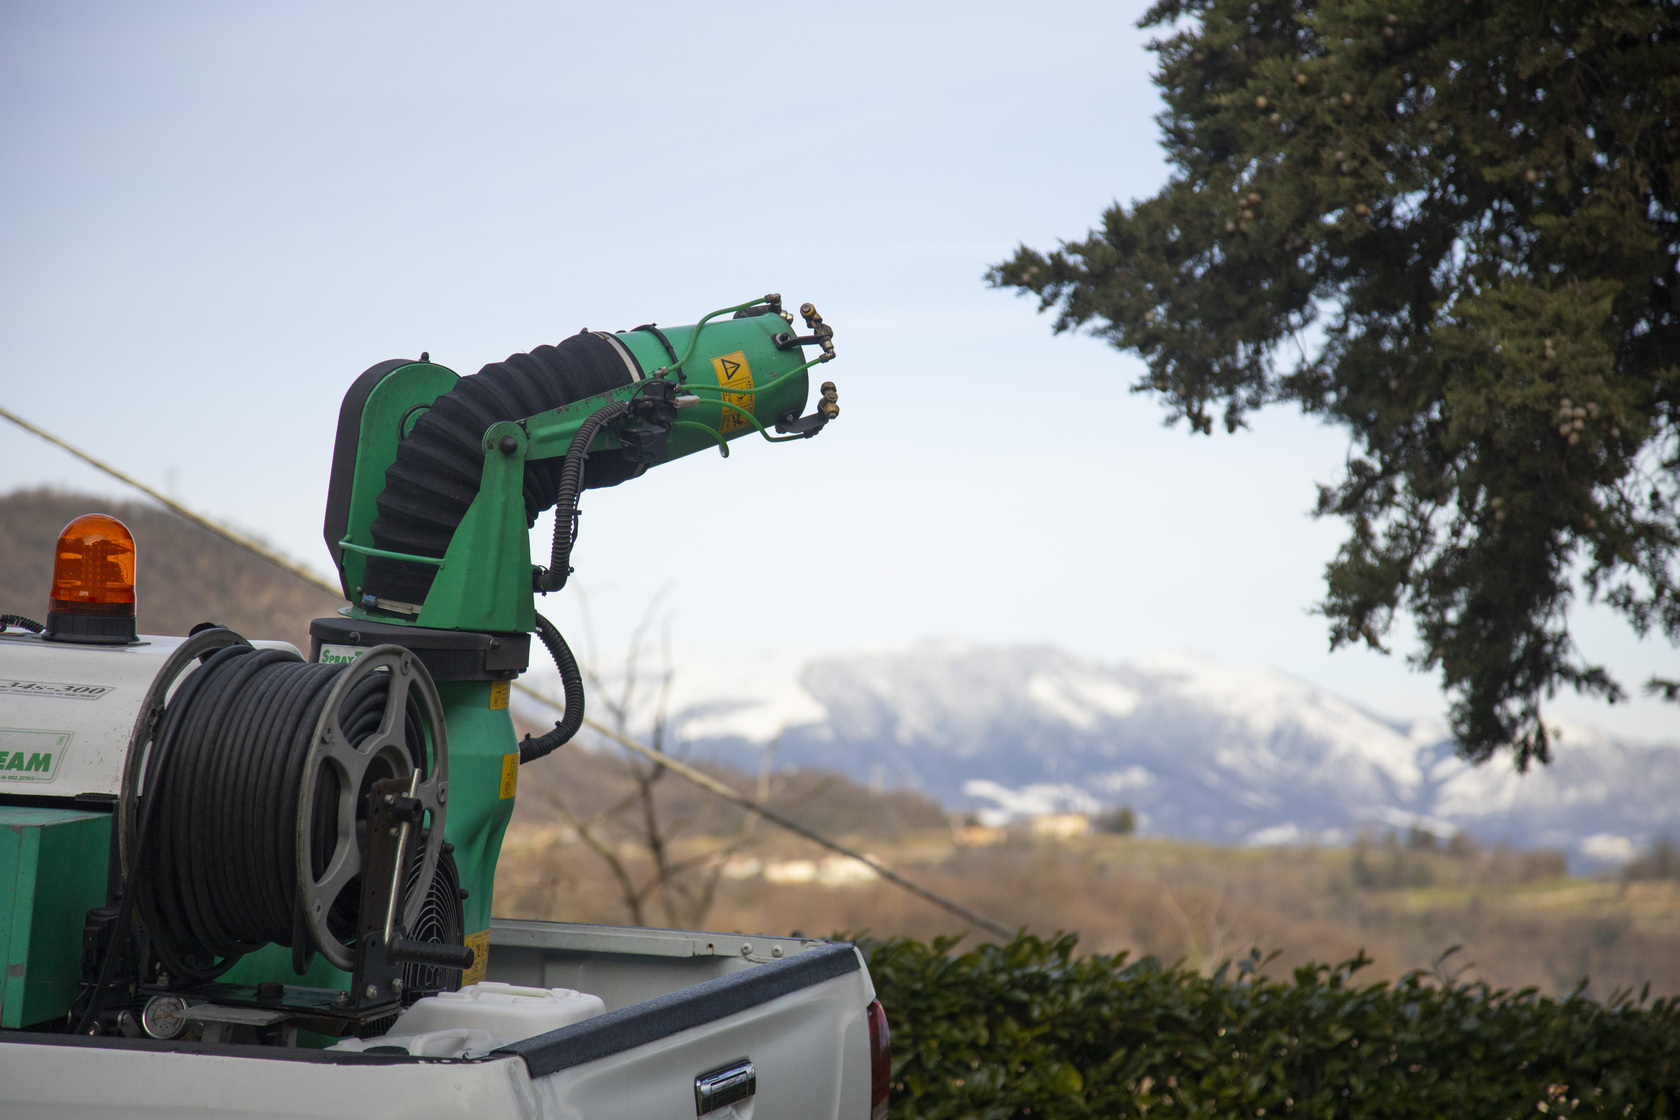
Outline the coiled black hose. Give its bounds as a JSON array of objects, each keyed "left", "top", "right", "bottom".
[
  {"left": 519, "top": 611, "right": 585, "bottom": 765},
  {"left": 130, "top": 645, "right": 425, "bottom": 983},
  {"left": 1, "top": 613, "right": 44, "bottom": 633}
]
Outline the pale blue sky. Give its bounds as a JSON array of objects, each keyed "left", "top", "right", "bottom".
[{"left": 2, "top": 1, "right": 1673, "bottom": 742}]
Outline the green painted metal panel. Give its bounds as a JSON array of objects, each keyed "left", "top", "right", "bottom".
[
  {"left": 435, "top": 679, "right": 518, "bottom": 941},
  {"left": 615, "top": 314, "right": 811, "bottom": 460},
  {"left": 217, "top": 942, "right": 349, "bottom": 995},
  {"left": 1, "top": 806, "right": 110, "bottom": 1028},
  {"left": 414, "top": 423, "right": 537, "bottom": 635},
  {"left": 336, "top": 362, "right": 460, "bottom": 602}
]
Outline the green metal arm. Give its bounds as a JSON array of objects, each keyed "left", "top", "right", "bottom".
[{"left": 337, "top": 297, "right": 837, "bottom": 635}]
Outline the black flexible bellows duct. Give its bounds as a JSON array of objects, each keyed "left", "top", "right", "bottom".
[{"left": 365, "top": 332, "right": 641, "bottom": 607}]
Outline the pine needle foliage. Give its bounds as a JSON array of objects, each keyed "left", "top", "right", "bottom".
[
  {"left": 989, "top": 0, "right": 1680, "bottom": 767},
  {"left": 864, "top": 932, "right": 1680, "bottom": 1119}
]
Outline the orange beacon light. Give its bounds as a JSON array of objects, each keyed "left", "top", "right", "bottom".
[{"left": 43, "top": 513, "right": 139, "bottom": 644}]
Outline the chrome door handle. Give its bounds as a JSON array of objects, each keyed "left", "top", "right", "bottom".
[{"left": 695, "top": 1058, "right": 756, "bottom": 1115}]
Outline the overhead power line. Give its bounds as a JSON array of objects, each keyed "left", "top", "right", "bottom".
[
  {"left": 0, "top": 405, "right": 343, "bottom": 599},
  {"left": 549, "top": 696, "right": 1010, "bottom": 938},
  {"left": 2, "top": 404, "right": 1012, "bottom": 939}
]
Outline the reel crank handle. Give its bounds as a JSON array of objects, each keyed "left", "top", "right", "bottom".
[{"left": 386, "top": 938, "right": 477, "bottom": 971}]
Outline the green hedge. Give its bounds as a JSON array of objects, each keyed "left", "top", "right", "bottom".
[{"left": 859, "top": 934, "right": 1680, "bottom": 1119}]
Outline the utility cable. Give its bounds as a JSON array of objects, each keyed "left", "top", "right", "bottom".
[
  {"left": 0, "top": 405, "right": 344, "bottom": 599},
  {"left": 2, "top": 405, "right": 1014, "bottom": 940},
  {"left": 524, "top": 690, "right": 1012, "bottom": 940},
  {"left": 518, "top": 612, "right": 585, "bottom": 763},
  {"left": 539, "top": 400, "right": 629, "bottom": 593}
]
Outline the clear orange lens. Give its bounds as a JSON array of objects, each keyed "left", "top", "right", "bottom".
[{"left": 50, "top": 514, "right": 136, "bottom": 613}]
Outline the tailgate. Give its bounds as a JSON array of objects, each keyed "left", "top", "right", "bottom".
[{"left": 498, "top": 942, "right": 876, "bottom": 1119}]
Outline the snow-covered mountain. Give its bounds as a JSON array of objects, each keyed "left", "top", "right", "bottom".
[{"left": 518, "top": 642, "right": 1680, "bottom": 869}]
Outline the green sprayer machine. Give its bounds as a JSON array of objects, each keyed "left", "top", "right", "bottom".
[{"left": 0, "top": 297, "right": 891, "bottom": 1120}]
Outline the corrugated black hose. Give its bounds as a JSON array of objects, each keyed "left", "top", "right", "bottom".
[
  {"left": 1, "top": 614, "right": 45, "bottom": 633},
  {"left": 519, "top": 611, "right": 585, "bottom": 765},
  {"left": 538, "top": 400, "right": 630, "bottom": 594},
  {"left": 365, "top": 333, "right": 641, "bottom": 607}
]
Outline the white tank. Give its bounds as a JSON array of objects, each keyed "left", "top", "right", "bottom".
[
  {"left": 327, "top": 1027, "right": 503, "bottom": 1058},
  {"left": 0, "top": 632, "right": 299, "bottom": 798},
  {"left": 386, "top": 981, "right": 605, "bottom": 1042}
]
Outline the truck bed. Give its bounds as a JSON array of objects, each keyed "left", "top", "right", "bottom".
[{"left": 0, "top": 920, "right": 878, "bottom": 1119}]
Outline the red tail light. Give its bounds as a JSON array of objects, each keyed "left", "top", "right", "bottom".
[{"left": 866, "top": 998, "right": 891, "bottom": 1120}]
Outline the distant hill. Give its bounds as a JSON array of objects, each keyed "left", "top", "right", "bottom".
[
  {"left": 0, "top": 488, "right": 342, "bottom": 652},
  {"left": 518, "top": 642, "right": 1680, "bottom": 871}
]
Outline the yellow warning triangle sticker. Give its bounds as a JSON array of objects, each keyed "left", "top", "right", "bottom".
[{"left": 711, "top": 351, "right": 754, "bottom": 432}]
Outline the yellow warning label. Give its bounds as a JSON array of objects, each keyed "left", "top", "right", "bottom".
[
  {"left": 711, "top": 350, "right": 754, "bottom": 434},
  {"left": 489, "top": 680, "right": 510, "bottom": 710},
  {"left": 462, "top": 929, "right": 490, "bottom": 985},
  {"left": 499, "top": 752, "right": 519, "bottom": 800}
]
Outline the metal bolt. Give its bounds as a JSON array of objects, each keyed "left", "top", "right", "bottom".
[
  {"left": 335, "top": 991, "right": 350, "bottom": 1006},
  {"left": 498, "top": 435, "right": 519, "bottom": 455},
  {"left": 392, "top": 979, "right": 404, "bottom": 994},
  {"left": 771, "top": 946, "right": 783, "bottom": 958},
  {"left": 365, "top": 985, "right": 379, "bottom": 999},
  {"left": 741, "top": 943, "right": 753, "bottom": 957}
]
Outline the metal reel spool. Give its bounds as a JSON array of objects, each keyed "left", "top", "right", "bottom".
[
  {"left": 296, "top": 644, "right": 448, "bottom": 971},
  {"left": 118, "top": 626, "right": 252, "bottom": 872}
]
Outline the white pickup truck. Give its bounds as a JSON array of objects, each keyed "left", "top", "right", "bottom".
[{"left": 1, "top": 917, "right": 888, "bottom": 1119}]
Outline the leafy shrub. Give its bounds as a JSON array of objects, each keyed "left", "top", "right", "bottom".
[{"left": 861, "top": 933, "right": 1680, "bottom": 1118}]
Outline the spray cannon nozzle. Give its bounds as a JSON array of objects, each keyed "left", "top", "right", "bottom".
[
  {"left": 771, "top": 303, "right": 836, "bottom": 363},
  {"left": 777, "top": 380, "right": 839, "bottom": 437}
]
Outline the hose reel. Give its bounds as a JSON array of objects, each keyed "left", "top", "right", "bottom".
[
  {"left": 103, "top": 626, "right": 468, "bottom": 1020},
  {"left": 295, "top": 645, "right": 447, "bottom": 970}
]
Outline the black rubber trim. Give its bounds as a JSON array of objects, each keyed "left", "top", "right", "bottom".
[
  {"left": 495, "top": 941, "right": 861, "bottom": 1078},
  {"left": 0, "top": 792, "right": 116, "bottom": 812},
  {"left": 323, "top": 359, "right": 413, "bottom": 600},
  {"left": 0, "top": 1029, "right": 466, "bottom": 1065}
]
